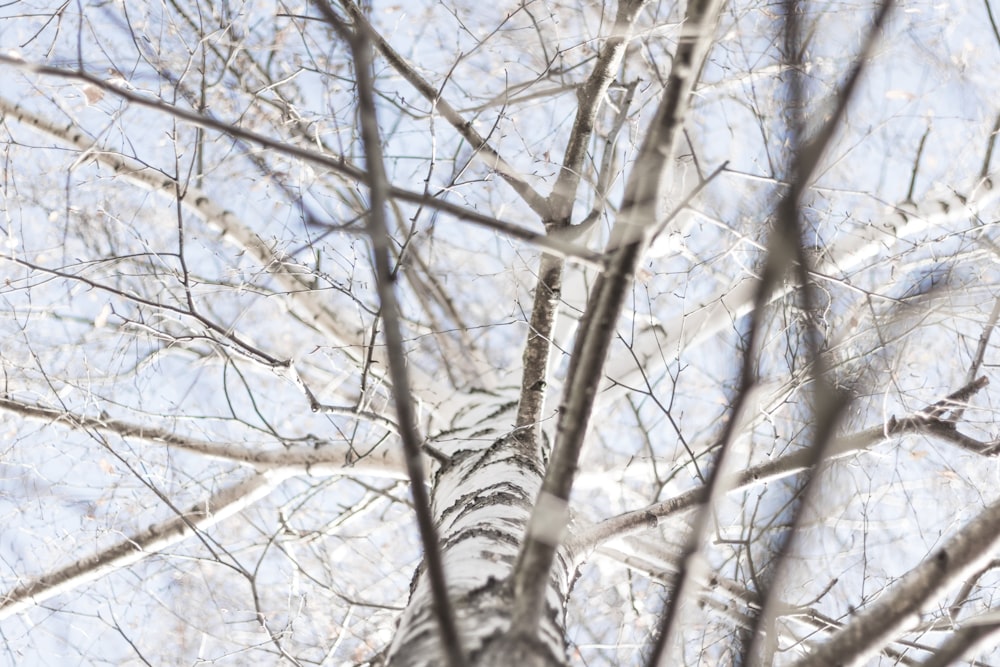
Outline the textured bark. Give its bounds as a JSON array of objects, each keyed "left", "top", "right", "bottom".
[{"left": 386, "top": 436, "right": 572, "bottom": 667}]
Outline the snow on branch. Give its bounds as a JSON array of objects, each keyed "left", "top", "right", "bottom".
[
  {"left": 0, "top": 395, "right": 407, "bottom": 479},
  {"left": 567, "top": 376, "right": 994, "bottom": 556},
  {"left": 0, "top": 470, "right": 289, "bottom": 621}
]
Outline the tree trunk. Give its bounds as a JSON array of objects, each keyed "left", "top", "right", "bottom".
[{"left": 386, "top": 435, "right": 572, "bottom": 667}]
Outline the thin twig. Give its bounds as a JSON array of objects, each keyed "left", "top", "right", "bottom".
[
  {"left": 0, "top": 73, "right": 602, "bottom": 266},
  {"left": 338, "top": 0, "right": 551, "bottom": 220},
  {"left": 568, "top": 375, "right": 992, "bottom": 563}
]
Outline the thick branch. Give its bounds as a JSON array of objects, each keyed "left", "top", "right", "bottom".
[
  {"left": 513, "top": 252, "right": 564, "bottom": 458},
  {"left": 918, "top": 621, "right": 1000, "bottom": 667},
  {"left": 512, "top": 0, "right": 643, "bottom": 458},
  {"left": 547, "top": 0, "right": 644, "bottom": 226},
  {"left": 510, "top": 0, "right": 724, "bottom": 637}
]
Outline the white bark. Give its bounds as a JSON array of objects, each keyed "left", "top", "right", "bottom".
[
  {"left": 790, "top": 493, "right": 1000, "bottom": 667},
  {"left": 386, "top": 437, "right": 571, "bottom": 667},
  {"left": 0, "top": 470, "right": 289, "bottom": 621}
]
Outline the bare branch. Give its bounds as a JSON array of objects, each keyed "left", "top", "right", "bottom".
[
  {"left": 0, "top": 470, "right": 288, "bottom": 621},
  {"left": 567, "top": 375, "right": 993, "bottom": 556},
  {"left": 0, "top": 395, "right": 407, "bottom": 478},
  {"left": 313, "top": 5, "right": 465, "bottom": 665},
  {"left": 512, "top": 1, "right": 643, "bottom": 459},
  {"left": 338, "top": 0, "right": 551, "bottom": 221},
  {"left": 0, "top": 74, "right": 601, "bottom": 266},
  {"left": 789, "top": 494, "right": 1000, "bottom": 667},
  {"left": 0, "top": 94, "right": 367, "bottom": 356},
  {"left": 510, "top": 0, "right": 725, "bottom": 639},
  {"left": 547, "top": 0, "right": 644, "bottom": 226}
]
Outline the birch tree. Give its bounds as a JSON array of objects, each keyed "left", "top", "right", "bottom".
[{"left": 2, "top": 0, "right": 1000, "bottom": 665}]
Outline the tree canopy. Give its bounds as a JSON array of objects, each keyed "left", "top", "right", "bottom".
[{"left": 2, "top": 1, "right": 1000, "bottom": 665}]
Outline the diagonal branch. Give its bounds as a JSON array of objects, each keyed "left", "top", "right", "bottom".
[
  {"left": 513, "top": 1, "right": 644, "bottom": 460},
  {"left": 314, "top": 4, "right": 466, "bottom": 666},
  {"left": 599, "top": 540, "right": 955, "bottom": 665},
  {"left": 509, "top": 0, "right": 725, "bottom": 639},
  {"left": 0, "top": 95, "right": 367, "bottom": 358},
  {"left": 0, "top": 470, "right": 289, "bottom": 621},
  {"left": 0, "top": 72, "right": 601, "bottom": 265},
  {"left": 788, "top": 493, "right": 1000, "bottom": 667},
  {"left": 917, "top": 619, "right": 1000, "bottom": 667},
  {"left": 546, "top": 0, "right": 645, "bottom": 226},
  {"left": 742, "top": 4, "right": 896, "bottom": 664},
  {"left": 0, "top": 396, "right": 407, "bottom": 478},
  {"left": 567, "top": 375, "right": 992, "bottom": 557}
]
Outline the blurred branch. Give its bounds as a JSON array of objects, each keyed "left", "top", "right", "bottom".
[
  {"left": 984, "top": 0, "right": 1000, "bottom": 53},
  {"left": 567, "top": 375, "right": 993, "bottom": 555},
  {"left": 789, "top": 492, "right": 1000, "bottom": 667},
  {"left": 918, "top": 621, "right": 1000, "bottom": 667},
  {"left": 546, "top": 0, "right": 644, "bottom": 226},
  {"left": 601, "top": 170, "right": 1000, "bottom": 405},
  {"left": 0, "top": 470, "right": 289, "bottom": 621},
  {"left": 596, "top": 541, "right": 934, "bottom": 666},
  {"left": 792, "top": 0, "right": 895, "bottom": 188},
  {"left": 982, "top": 113, "right": 1000, "bottom": 179},
  {"left": 905, "top": 124, "right": 932, "bottom": 204},
  {"left": 314, "top": 5, "right": 466, "bottom": 666},
  {"left": 744, "top": 4, "right": 895, "bottom": 663},
  {"left": 513, "top": 0, "right": 643, "bottom": 459}
]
